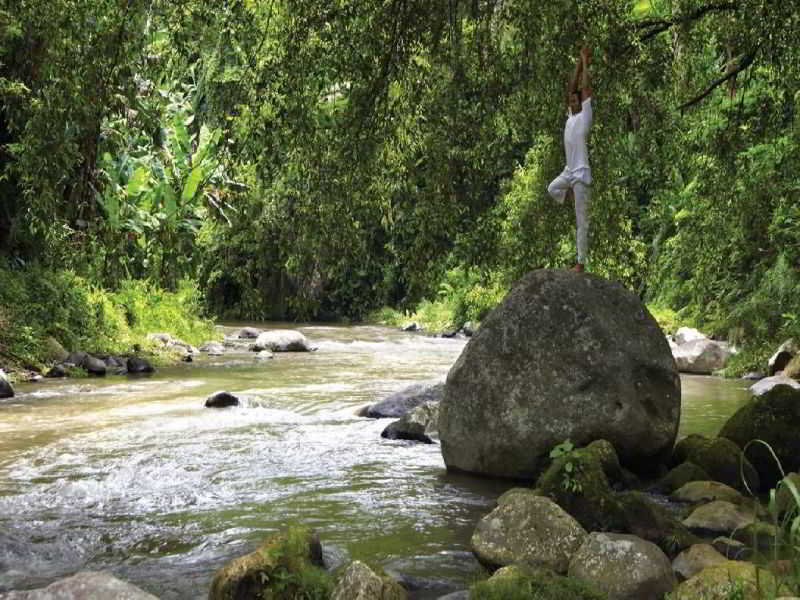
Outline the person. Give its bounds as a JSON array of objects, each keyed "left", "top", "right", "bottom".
[{"left": 547, "top": 45, "right": 593, "bottom": 272}]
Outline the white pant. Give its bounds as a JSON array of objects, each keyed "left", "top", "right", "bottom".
[{"left": 547, "top": 169, "right": 592, "bottom": 264}]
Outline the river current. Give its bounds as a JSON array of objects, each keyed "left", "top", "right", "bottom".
[{"left": 0, "top": 324, "right": 753, "bottom": 598}]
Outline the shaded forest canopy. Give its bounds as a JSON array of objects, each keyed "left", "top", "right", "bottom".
[{"left": 0, "top": 0, "right": 798, "bottom": 367}]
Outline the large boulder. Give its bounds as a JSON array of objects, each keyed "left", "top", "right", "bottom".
[
  {"left": 673, "top": 339, "right": 735, "bottom": 375},
  {"left": 567, "top": 532, "right": 677, "bottom": 600},
  {"left": 0, "top": 369, "right": 14, "bottom": 398},
  {"left": 331, "top": 561, "right": 407, "bottom": 600},
  {"left": 252, "top": 330, "right": 314, "bottom": 352},
  {"left": 365, "top": 382, "right": 444, "bottom": 419},
  {"left": 42, "top": 336, "right": 69, "bottom": 363},
  {"left": 719, "top": 377, "right": 800, "bottom": 489},
  {"left": 81, "top": 354, "right": 107, "bottom": 376},
  {"left": 438, "top": 269, "right": 680, "bottom": 479},
  {"left": 470, "top": 491, "right": 587, "bottom": 573},
  {"left": 0, "top": 571, "right": 158, "bottom": 599}
]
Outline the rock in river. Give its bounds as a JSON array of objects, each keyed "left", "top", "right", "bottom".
[{"left": 438, "top": 269, "right": 681, "bottom": 479}]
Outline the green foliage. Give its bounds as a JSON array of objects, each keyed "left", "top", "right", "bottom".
[
  {"left": 470, "top": 568, "right": 607, "bottom": 600},
  {"left": 0, "top": 260, "right": 215, "bottom": 370},
  {"left": 549, "top": 440, "right": 584, "bottom": 494},
  {"left": 258, "top": 526, "right": 333, "bottom": 600}
]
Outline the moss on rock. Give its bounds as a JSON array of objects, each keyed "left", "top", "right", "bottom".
[
  {"left": 671, "top": 434, "right": 760, "bottom": 493},
  {"left": 653, "top": 461, "right": 711, "bottom": 493},
  {"left": 208, "top": 526, "right": 330, "bottom": 600},
  {"left": 469, "top": 565, "right": 607, "bottom": 600},
  {"left": 719, "top": 383, "right": 800, "bottom": 490}
]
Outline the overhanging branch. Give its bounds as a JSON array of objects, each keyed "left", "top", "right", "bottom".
[
  {"left": 637, "top": 2, "right": 738, "bottom": 42},
  {"left": 678, "top": 48, "right": 757, "bottom": 111}
]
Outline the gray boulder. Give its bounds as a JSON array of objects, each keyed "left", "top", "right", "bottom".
[
  {"left": 81, "top": 355, "right": 107, "bottom": 376},
  {"left": 331, "top": 561, "right": 407, "bottom": 600},
  {"left": 0, "top": 570, "right": 159, "bottom": 599},
  {"left": 0, "top": 369, "right": 14, "bottom": 398},
  {"left": 439, "top": 269, "right": 681, "bottom": 479},
  {"left": 43, "top": 337, "right": 69, "bottom": 363},
  {"left": 673, "top": 339, "right": 735, "bottom": 374},
  {"left": 366, "top": 382, "right": 444, "bottom": 419},
  {"left": 253, "top": 330, "right": 314, "bottom": 352},
  {"left": 470, "top": 490, "right": 587, "bottom": 573},
  {"left": 568, "top": 532, "right": 677, "bottom": 600}
]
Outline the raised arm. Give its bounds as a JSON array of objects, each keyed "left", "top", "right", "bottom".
[
  {"left": 566, "top": 55, "right": 582, "bottom": 108},
  {"left": 580, "top": 45, "right": 593, "bottom": 100}
]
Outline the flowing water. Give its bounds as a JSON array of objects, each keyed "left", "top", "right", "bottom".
[{"left": 0, "top": 324, "right": 754, "bottom": 598}]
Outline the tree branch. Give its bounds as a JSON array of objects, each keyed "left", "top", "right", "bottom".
[
  {"left": 637, "top": 2, "right": 738, "bottom": 42},
  {"left": 678, "top": 49, "right": 757, "bottom": 111}
]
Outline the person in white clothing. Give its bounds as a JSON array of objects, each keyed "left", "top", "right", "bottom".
[{"left": 548, "top": 45, "right": 593, "bottom": 272}]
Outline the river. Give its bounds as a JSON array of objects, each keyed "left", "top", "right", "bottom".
[{"left": 0, "top": 324, "right": 754, "bottom": 598}]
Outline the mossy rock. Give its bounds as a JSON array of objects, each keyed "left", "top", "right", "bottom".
[
  {"left": 653, "top": 461, "right": 711, "bottom": 493},
  {"left": 719, "top": 383, "right": 800, "bottom": 490},
  {"left": 671, "top": 560, "right": 789, "bottom": 600},
  {"left": 331, "top": 560, "right": 407, "bottom": 600},
  {"left": 536, "top": 446, "right": 627, "bottom": 534},
  {"left": 469, "top": 565, "right": 607, "bottom": 600},
  {"left": 615, "top": 491, "right": 700, "bottom": 557},
  {"left": 208, "top": 526, "right": 329, "bottom": 600},
  {"left": 671, "top": 434, "right": 760, "bottom": 493}
]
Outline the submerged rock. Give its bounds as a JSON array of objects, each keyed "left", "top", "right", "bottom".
[
  {"left": 439, "top": 269, "right": 680, "bottom": 480},
  {"left": 205, "top": 391, "right": 239, "bottom": 408},
  {"left": 0, "top": 570, "right": 158, "bottom": 599},
  {"left": 365, "top": 382, "right": 444, "bottom": 419},
  {"left": 200, "top": 341, "right": 226, "bottom": 355}
]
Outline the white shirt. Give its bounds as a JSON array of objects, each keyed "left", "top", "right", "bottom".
[{"left": 564, "top": 97, "right": 593, "bottom": 175}]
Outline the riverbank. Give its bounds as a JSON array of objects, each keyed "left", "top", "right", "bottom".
[{"left": 0, "top": 264, "right": 217, "bottom": 382}]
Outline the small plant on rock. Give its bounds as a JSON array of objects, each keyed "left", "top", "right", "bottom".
[{"left": 549, "top": 439, "right": 583, "bottom": 494}]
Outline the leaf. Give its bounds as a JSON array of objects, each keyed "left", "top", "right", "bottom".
[
  {"left": 182, "top": 166, "right": 205, "bottom": 203},
  {"left": 127, "top": 166, "right": 150, "bottom": 197}
]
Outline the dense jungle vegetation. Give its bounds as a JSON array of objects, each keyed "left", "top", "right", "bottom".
[{"left": 0, "top": 0, "right": 798, "bottom": 373}]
